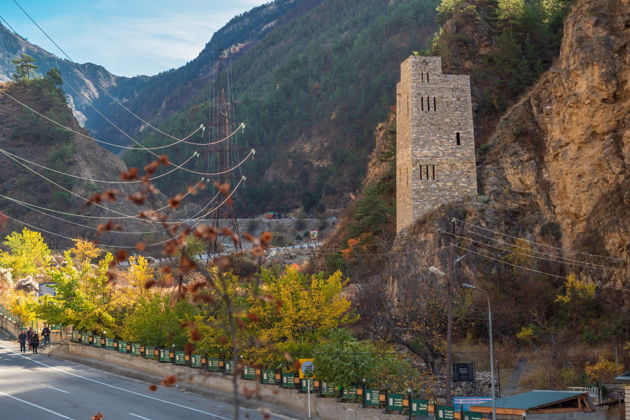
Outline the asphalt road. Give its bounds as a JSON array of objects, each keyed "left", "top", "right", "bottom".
[{"left": 0, "top": 338, "right": 293, "bottom": 420}]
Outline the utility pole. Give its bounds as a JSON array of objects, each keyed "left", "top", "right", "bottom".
[{"left": 445, "top": 217, "right": 455, "bottom": 405}]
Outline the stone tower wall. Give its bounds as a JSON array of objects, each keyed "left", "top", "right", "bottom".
[{"left": 396, "top": 56, "right": 477, "bottom": 232}]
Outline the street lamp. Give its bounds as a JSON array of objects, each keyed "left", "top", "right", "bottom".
[{"left": 462, "top": 283, "right": 496, "bottom": 420}]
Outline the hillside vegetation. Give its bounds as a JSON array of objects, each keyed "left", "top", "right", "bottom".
[{"left": 124, "top": 0, "right": 439, "bottom": 216}]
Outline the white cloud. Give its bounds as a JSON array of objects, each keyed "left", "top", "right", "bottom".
[{"left": 35, "top": 1, "right": 269, "bottom": 76}]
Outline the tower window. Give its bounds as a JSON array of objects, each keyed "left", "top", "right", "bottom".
[
  {"left": 427, "top": 96, "right": 431, "bottom": 111},
  {"left": 419, "top": 165, "right": 436, "bottom": 180},
  {"left": 456, "top": 132, "right": 461, "bottom": 145},
  {"left": 433, "top": 97, "right": 437, "bottom": 111},
  {"left": 421, "top": 97, "right": 424, "bottom": 111},
  {"left": 427, "top": 73, "right": 430, "bottom": 83}
]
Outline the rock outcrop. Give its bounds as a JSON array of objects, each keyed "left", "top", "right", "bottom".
[
  {"left": 479, "top": 0, "right": 629, "bottom": 287},
  {"left": 354, "top": 0, "right": 629, "bottom": 339}
]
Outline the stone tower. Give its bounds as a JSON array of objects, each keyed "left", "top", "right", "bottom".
[{"left": 396, "top": 56, "right": 477, "bottom": 233}]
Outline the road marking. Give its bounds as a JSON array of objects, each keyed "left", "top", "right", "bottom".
[
  {"left": 129, "top": 413, "right": 153, "bottom": 420},
  {"left": 0, "top": 344, "right": 229, "bottom": 420},
  {"left": 0, "top": 391, "right": 75, "bottom": 419},
  {"left": 47, "top": 385, "right": 69, "bottom": 393}
]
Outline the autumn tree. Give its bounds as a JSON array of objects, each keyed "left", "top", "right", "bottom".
[
  {"left": 0, "top": 228, "right": 52, "bottom": 278},
  {"left": 239, "top": 268, "right": 355, "bottom": 367}
]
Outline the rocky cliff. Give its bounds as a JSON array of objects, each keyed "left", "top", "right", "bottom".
[
  {"left": 334, "top": 0, "right": 628, "bottom": 356},
  {"left": 478, "top": 0, "right": 629, "bottom": 287}
]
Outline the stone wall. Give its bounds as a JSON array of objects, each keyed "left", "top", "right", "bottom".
[{"left": 396, "top": 56, "right": 477, "bottom": 232}]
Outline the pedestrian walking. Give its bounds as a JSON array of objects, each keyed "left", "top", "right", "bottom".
[
  {"left": 31, "top": 333, "right": 39, "bottom": 354},
  {"left": 18, "top": 330, "right": 27, "bottom": 353},
  {"left": 41, "top": 325, "right": 51, "bottom": 347},
  {"left": 26, "top": 327, "right": 33, "bottom": 351}
]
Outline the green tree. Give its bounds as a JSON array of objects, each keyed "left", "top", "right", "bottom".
[
  {"left": 11, "top": 53, "right": 37, "bottom": 81},
  {"left": 46, "top": 68, "right": 63, "bottom": 87},
  {"left": 123, "top": 293, "right": 198, "bottom": 347}
]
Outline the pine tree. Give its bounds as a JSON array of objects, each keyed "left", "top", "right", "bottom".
[{"left": 11, "top": 53, "right": 37, "bottom": 81}]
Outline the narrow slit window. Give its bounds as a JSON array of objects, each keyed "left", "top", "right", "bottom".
[
  {"left": 427, "top": 73, "right": 430, "bottom": 83},
  {"left": 421, "top": 97, "right": 424, "bottom": 111},
  {"left": 432, "top": 165, "right": 435, "bottom": 180},
  {"left": 427, "top": 96, "right": 431, "bottom": 111},
  {"left": 425, "top": 165, "right": 430, "bottom": 179},
  {"left": 421, "top": 73, "right": 425, "bottom": 82},
  {"left": 419, "top": 166, "right": 423, "bottom": 180},
  {"left": 433, "top": 97, "right": 437, "bottom": 111},
  {"left": 456, "top": 132, "right": 461, "bottom": 145}
]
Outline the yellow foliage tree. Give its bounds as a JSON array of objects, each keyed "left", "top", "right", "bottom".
[
  {"left": 242, "top": 267, "right": 357, "bottom": 368},
  {"left": 0, "top": 228, "right": 52, "bottom": 278},
  {"left": 585, "top": 356, "right": 621, "bottom": 384}
]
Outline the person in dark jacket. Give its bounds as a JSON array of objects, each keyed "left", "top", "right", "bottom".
[
  {"left": 30, "top": 333, "right": 39, "bottom": 354},
  {"left": 18, "top": 330, "right": 27, "bottom": 353},
  {"left": 41, "top": 325, "right": 51, "bottom": 347},
  {"left": 26, "top": 327, "right": 33, "bottom": 351}
]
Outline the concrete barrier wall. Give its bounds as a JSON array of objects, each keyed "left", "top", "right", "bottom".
[
  {"left": 0, "top": 315, "right": 19, "bottom": 338},
  {"left": 63, "top": 343, "right": 405, "bottom": 420}
]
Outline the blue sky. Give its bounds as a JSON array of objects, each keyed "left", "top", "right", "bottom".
[{"left": 0, "top": 0, "right": 268, "bottom": 77}]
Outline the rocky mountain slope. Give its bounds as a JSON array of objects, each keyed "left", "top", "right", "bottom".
[
  {"left": 0, "top": 0, "right": 309, "bottom": 148},
  {"left": 316, "top": 0, "right": 628, "bottom": 364},
  {"left": 0, "top": 79, "right": 148, "bottom": 249}
]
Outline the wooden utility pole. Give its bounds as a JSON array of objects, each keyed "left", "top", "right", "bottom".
[{"left": 445, "top": 218, "right": 455, "bottom": 405}]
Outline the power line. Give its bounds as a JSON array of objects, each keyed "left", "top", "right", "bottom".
[
  {"left": 453, "top": 244, "right": 630, "bottom": 293},
  {"left": 0, "top": 146, "right": 198, "bottom": 184},
  {"left": 0, "top": 15, "right": 19, "bottom": 34},
  {"left": 2, "top": 176, "right": 246, "bottom": 250},
  {"left": 435, "top": 227, "right": 624, "bottom": 271},
  {"left": 454, "top": 218, "right": 626, "bottom": 262},
  {"left": 10, "top": 0, "right": 198, "bottom": 142},
  {"left": 0, "top": 89, "right": 243, "bottom": 151}
]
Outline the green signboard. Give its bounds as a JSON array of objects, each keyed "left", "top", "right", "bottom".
[
  {"left": 436, "top": 405, "right": 455, "bottom": 420},
  {"left": 281, "top": 372, "right": 296, "bottom": 389},
  {"left": 130, "top": 343, "right": 140, "bottom": 356},
  {"left": 174, "top": 351, "right": 186, "bottom": 365},
  {"left": 105, "top": 338, "right": 115, "bottom": 350},
  {"left": 411, "top": 399, "right": 429, "bottom": 416},
  {"left": 71, "top": 331, "right": 81, "bottom": 342},
  {"left": 224, "top": 360, "right": 234, "bottom": 374},
  {"left": 299, "top": 379, "right": 317, "bottom": 393},
  {"left": 364, "top": 389, "right": 381, "bottom": 408},
  {"left": 91, "top": 335, "right": 101, "bottom": 347},
  {"left": 261, "top": 369, "right": 277, "bottom": 385},
  {"left": 387, "top": 393, "right": 405, "bottom": 412},
  {"left": 158, "top": 348, "right": 171, "bottom": 363},
  {"left": 144, "top": 346, "right": 156, "bottom": 360},
  {"left": 341, "top": 385, "right": 358, "bottom": 402},
  {"left": 207, "top": 358, "right": 222, "bottom": 372},
  {"left": 81, "top": 333, "right": 90, "bottom": 345},
  {"left": 242, "top": 366, "right": 257, "bottom": 380},
  {"left": 190, "top": 354, "right": 203, "bottom": 368},
  {"left": 319, "top": 381, "right": 336, "bottom": 397},
  {"left": 462, "top": 411, "right": 483, "bottom": 420},
  {"left": 117, "top": 340, "right": 128, "bottom": 353}
]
